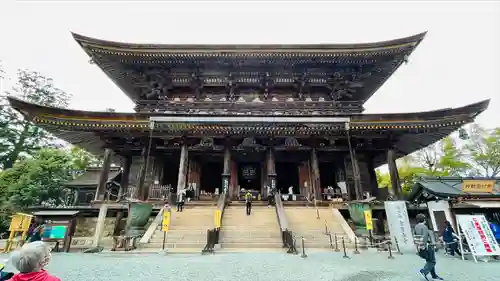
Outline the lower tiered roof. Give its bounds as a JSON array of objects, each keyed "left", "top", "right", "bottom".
[{"left": 8, "top": 97, "right": 489, "bottom": 166}]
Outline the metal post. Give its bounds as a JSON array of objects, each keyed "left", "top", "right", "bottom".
[
  {"left": 334, "top": 234, "right": 340, "bottom": 252},
  {"left": 368, "top": 230, "right": 373, "bottom": 246},
  {"left": 301, "top": 237, "right": 307, "bottom": 258},
  {"left": 324, "top": 220, "right": 329, "bottom": 235},
  {"left": 394, "top": 237, "right": 403, "bottom": 255},
  {"left": 388, "top": 242, "right": 395, "bottom": 259},
  {"left": 342, "top": 237, "right": 349, "bottom": 259},
  {"left": 162, "top": 231, "right": 166, "bottom": 251},
  {"left": 354, "top": 237, "right": 360, "bottom": 254},
  {"left": 328, "top": 233, "right": 333, "bottom": 249},
  {"left": 316, "top": 208, "right": 320, "bottom": 219}
]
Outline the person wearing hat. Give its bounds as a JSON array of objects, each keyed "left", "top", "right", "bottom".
[
  {"left": 9, "top": 241, "right": 61, "bottom": 281},
  {"left": 414, "top": 213, "right": 443, "bottom": 280}
]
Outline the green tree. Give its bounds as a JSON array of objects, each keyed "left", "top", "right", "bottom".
[
  {"left": 0, "top": 148, "right": 75, "bottom": 209},
  {"left": 69, "top": 146, "right": 102, "bottom": 173},
  {"left": 0, "top": 70, "right": 71, "bottom": 169},
  {"left": 465, "top": 124, "right": 500, "bottom": 177},
  {"left": 414, "top": 136, "right": 469, "bottom": 177}
]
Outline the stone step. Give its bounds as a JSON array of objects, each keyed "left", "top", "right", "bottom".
[
  {"left": 221, "top": 242, "right": 283, "bottom": 249},
  {"left": 143, "top": 242, "right": 206, "bottom": 248},
  {"left": 221, "top": 232, "right": 282, "bottom": 238},
  {"left": 221, "top": 237, "right": 283, "bottom": 243},
  {"left": 151, "top": 232, "right": 206, "bottom": 239}
]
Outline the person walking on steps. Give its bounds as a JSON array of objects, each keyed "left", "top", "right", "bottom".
[
  {"left": 176, "top": 188, "right": 185, "bottom": 212},
  {"left": 414, "top": 213, "right": 443, "bottom": 280},
  {"left": 245, "top": 191, "right": 253, "bottom": 216}
]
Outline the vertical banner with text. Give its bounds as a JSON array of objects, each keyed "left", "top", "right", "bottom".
[{"left": 384, "top": 201, "right": 415, "bottom": 252}]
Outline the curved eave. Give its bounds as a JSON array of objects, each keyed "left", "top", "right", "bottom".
[
  {"left": 8, "top": 97, "right": 488, "bottom": 158},
  {"left": 9, "top": 96, "right": 489, "bottom": 126},
  {"left": 72, "top": 32, "right": 426, "bottom": 54}
]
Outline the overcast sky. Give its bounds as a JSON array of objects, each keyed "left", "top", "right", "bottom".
[{"left": 1, "top": 1, "right": 499, "bottom": 128}]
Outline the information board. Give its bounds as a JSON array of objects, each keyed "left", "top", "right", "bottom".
[{"left": 456, "top": 215, "right": 500, "bottom": 262}]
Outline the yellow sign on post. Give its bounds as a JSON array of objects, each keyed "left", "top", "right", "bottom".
[
  {"left": 461, "top": 180, "right": 496, "bottom": 193},
  {"left": 9, "top": 213, "right": 33, "bottom": 232},
  {"left": 162, "top": 211, "right": 171, "bottom": 232},
  {"left": 215, "top": 210, "right": 221, "bottom": 228},
  {"left": 364, "top": 210, "right": 373, "bottom": 231}
]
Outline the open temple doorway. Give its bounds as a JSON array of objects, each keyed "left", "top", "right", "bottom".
[
  {"left": 276, "top": 162, "right": 300, "bottom": 194},
  {"left": 319, "top": 162, "right": 337, "bottom": 189},
  {"left": 200, "top": 162, "right": 223, "bottom": 195},
  {"left": 162, "top": 157, "right": 180, "bottom": 192},
  {"left": 237, "top": 163, "right": 261, "bottom": 192}
]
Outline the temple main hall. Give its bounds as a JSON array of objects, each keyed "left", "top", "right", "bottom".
[{"left": 8, "top": 32, "right": 489, "bottom": 204}]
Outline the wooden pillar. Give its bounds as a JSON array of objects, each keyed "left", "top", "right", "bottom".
[
  {"left": 310, "top": 148, "right": 321, "bottom": 200},
  {"left": 72, "top": 190, "right": 79, "bottom": 206},
  {"left": 176, "top": 144, "right": 188, "bottom": 192},
  {"left": 346, "top": 131, "right": 362, "bottom": 200},
  {"left": 222, "top": 148, "right": 231, "bottom": 194},
  {"left": 95, "top": 148, "right": 113, "bottom": 201},
  {"left": 93, "top": 204, "right": 108, "bottom": 247},
  {"left": 229, "top": 161, "right": 238, "bottom": 200},
  {"left": 117, "top": 155, "right": 132, "bottom": 201},
  {"left": 266, "top": 148, "right": 276, "bottom": 195},
  {"left": 137, "top": 141, "right": 155, "bottom": 201},
  {"left": 387, "top": 149, "right": 401, "bottom": 198}
]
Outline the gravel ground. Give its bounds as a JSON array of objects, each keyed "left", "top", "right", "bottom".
[{"left": 0, "top": 250, "right": 498, "bottom": 281}]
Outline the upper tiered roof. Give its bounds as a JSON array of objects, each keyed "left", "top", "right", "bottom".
[{"left": 72, "top": 32, "right": 426, "bottom": 112}]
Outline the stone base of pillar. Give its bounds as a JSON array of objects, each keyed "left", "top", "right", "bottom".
[{"left": 125, "top": 202, "right": 153, "bottom": 237}]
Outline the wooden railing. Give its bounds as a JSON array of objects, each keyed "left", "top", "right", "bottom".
[
  {"left": 124, "top": 184, "right": 170, "bottom": 201},
  {"left": 148, "top": 184, "right": 170, "bottom": 201}
]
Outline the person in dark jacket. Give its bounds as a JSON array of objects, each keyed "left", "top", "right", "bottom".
[
  {"left": 414, "top": 214, "right": 443, "bottom": 280},
  {"left": 442, "top": 221, "right": 461, "bottom": 257}
]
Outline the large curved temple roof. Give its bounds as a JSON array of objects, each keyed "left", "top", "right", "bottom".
[
  {"left": 72, "top": 32, "right": 427, "bottom": 105},
  {"left": 8, "top": 97, "right": 489, "bottom": 166}
]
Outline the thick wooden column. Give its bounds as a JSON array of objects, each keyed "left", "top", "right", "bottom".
[
  {"left": 176, "top": 144, "right": 188, "bottom": 192},
  {"left": 137, "top": 142, "right": 156, "bottom": 201},
  {"left": 266, "top": 148, "right": 276, "bottom": 194},
  {"left": 117, "top": 155, "right": 132, "bottom": 201},
  {"left": 95, "top": 148, "right": 113, "bottom": 201},
  {"left": 222, "top": 148, "right": 231, "bottom": 194},
  {"left": 387, "top": 149, "right": 401, "bottom": 198},
  {"left": 310, "top": 148, "right": 321, "bottom": 200},
  {"left": 229, "top": 161, "right": 238, "bottom": 200}
]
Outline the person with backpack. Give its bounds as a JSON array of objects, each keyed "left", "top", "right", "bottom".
[
  {"left": 244, "top": 191, "right": 253, "bottom": 215},
  {"left": 414, "top": 214, "right": 443, "bottom": 280}
]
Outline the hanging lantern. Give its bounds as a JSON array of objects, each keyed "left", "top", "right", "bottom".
[{"left": 458, "top": 128, "right": 469, "bottom": 140}]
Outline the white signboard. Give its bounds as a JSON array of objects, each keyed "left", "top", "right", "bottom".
[
  {"left": 384, "top": 201, "right": 415, "bottom": 252},
  {"left": 456, "top": 215, "right": 500, "bottom": 259}
]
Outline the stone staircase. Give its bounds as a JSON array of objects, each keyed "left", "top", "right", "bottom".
[
  {"left": 285, "top": 207, "right": 352, "bottom": 248},
  {"left": 220, "top": 204, "right": 282, "bottom": 249},
  {"left": 145, "top": 207, "right": 215, "bottom": 250}
]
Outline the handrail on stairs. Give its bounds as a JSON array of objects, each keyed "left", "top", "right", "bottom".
[
  {"left": 203, "top": 190, "right": 227, "bottom": 254},
  {"left": 274, "top": 192, "right": 297, "bottom": 254}
]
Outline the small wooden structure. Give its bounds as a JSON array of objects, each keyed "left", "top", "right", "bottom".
[{"left": 33, "top": 210, "right": 80, "bottom": 253}]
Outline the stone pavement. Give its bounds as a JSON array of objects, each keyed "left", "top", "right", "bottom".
[{"left": 0, "top": 250, "right": 497, "bottom": 281}]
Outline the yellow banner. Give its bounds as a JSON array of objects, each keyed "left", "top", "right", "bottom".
[
  {"left": 461, "top": 180, "right": 496, "bottom": 193},
  {"left": 162, "top": 211, "right": 170, "bottom": 232},
  {"left": 364, "top": 210, "right": 373, "bottom": 231},
  {"left": 9, "top": 213, "right": 33, "bottom": 232},
  {"left": 215, "top": 210, "right": 221, "bottom": 228}
]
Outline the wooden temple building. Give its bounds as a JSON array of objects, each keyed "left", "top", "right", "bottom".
[{"left": 8, "top": 32, "right": 490, "bottom": 204}]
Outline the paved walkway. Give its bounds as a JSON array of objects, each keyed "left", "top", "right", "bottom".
[{"left": 0, "top": 250, "right": 497, "bottom": 281}]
